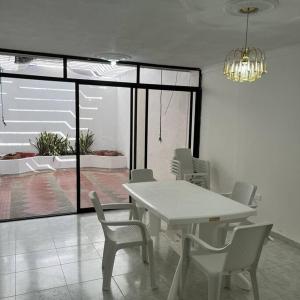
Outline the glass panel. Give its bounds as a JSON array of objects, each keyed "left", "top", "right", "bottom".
[
  {"left": 0, "top": 78, "right": 76, "bottom": 220},
  {"left": 0, "top": 54, "right": 63, "bottom": 77},
  {"left": 68, "top": 60, "right": 136, "bottom": 82},
  {"left": 136, "top": 89, "right": 146, "bottom": 169},
  {"left": 79, "top": 85, "right": 130, "bottom": 209},
  {"left": 140, "top": 67, "right": 199, "bottom": 87},
  {"left": 147, "top": 89, "right": 190, "bottom": 180}
]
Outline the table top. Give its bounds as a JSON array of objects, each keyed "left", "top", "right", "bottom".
[{"left": 123, "top": 180, "right": 256, "bottom": 225}]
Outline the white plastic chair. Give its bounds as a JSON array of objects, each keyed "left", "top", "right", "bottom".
[
  {"left": 89, "top": 191, "right": 156, "bottom": 291},
  {"left": 130, "top": 169, "right": 156, "bottom": 221},
  {"left": 168, "top": 223, "right": 273, "bottom": 300},
  {"left": 171, "top": 148, "right": 210, "bottom": 189},
  {"left": 222, "top": 181, "right": 257, "bottom": 208},
  {"left": 131, "top": 168, "right": 156, "bottom": 183}
]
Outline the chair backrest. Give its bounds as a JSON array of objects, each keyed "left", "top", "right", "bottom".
[
  {"left": 231, "top": 181, "right": 257, "bottom": 206},
  {"left": 174, "top": 148, "right": 194, "bottom": 174},
  {"left": 193, "top": 159, "right": 210, "bottom": 189},
  {"left": 224, "top": 223, "right": 273, "bottom": 272},
  {"left": 89, "top": 191, "right": 106, "bottom": 223},
  {"left": 130, "top": 169, "right": 155, "bottom": 183}
]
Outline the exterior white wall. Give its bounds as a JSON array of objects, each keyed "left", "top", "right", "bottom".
[
  {"left": 0, "top": 78, "right": 76, "bottom": 155},
  {"left": 0, "top": 78, "right": 130, "bottom": 168},
  {"left": 116, "top": 87, "right": 131, "bottom": 166},
  {"left": 80, "top": 85, "right": 119, "bottom": 151},
  {"left": 201, "top": 43, "right": 300, "bottom": 243}
]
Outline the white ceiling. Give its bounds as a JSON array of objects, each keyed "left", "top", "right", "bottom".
[{"left": 0, "top": 0, "right": 300, "bottom": 68}]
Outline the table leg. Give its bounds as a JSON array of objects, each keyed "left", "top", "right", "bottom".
[
  {"left": 149, "top": 213, "right": 161, "bottom": 247},
  {"left": 234, "top": 272, "right": 251, "bottom": 290},
  {"left": 198, "top": 223, "right": 227, "bottom": 247}
]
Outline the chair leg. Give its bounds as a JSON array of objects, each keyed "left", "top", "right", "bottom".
[
  {"left": 167, "top": 256, "right": 183, "bottom": 300},
  {"left": 147, "top": 240, "right": 157, "bottom": 289},
  {"left": 102, "top": 245, "right": 117, "bottom": 291},
  {"left": 179, "top": 254, "right": 190, "bottom": 300},
  {"left": 250, "top": 269, "right": 260, "bottom": 300},
  {"left": 102, "top": 241, "right": 109, "bottom": 270},
  {"left": 208, "top": 274, "right": 222, "bottom": 300},
  {"left": 142, "top": 244, "right": 148, "bottom": 264}
]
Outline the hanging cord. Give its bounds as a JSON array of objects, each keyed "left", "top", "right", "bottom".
[
  {"left": 164, "top": 71, "right": 179, "bottom": 115},
  {"left": 244, "top": 8, "right": 250, "bottom": 50},
  {"left": 158, "top": 69, "right": 163, "bottom": 142},
  {"left": 0, "top": 68, "right": 6, "bottom": 126}
]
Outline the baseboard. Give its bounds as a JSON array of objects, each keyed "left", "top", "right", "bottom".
[{"left": 271, "top": 231, "right": 300, "bottom": 249}]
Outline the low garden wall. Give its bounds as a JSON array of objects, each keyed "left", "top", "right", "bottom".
[{"left": 0, "top": 155, "right": 127, "bottom": 175}]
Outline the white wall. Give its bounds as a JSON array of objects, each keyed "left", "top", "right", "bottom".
[
  {"left": 147, "top": 89, "right": 190, "bottom": 180},
  {"left": 0, "top": 78, "right": 76, "bottom": 155},
  {"left": 80, "top": 85, "right": 119, "bottom": 151},
  {"left": 116, "top": 86, "right": 131, "bottom": 166},
  {"left": 0, "top": 76, "right": 131, "bottom": 168},
  {"left": 201, "top": 43, "right": 300, "bottom": 243}
]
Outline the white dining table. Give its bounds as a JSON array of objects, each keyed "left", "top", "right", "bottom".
[
  {"left": 123, "top": 180, "right": 256, "bottom": 245},
  {"left": 123, "top": 180, "right": 257, "bottom": 293}
]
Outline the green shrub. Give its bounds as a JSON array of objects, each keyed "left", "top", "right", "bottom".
[
  {"left": 79, "top": 130, "right": 94, "bottom": 154},
  {"left": 30, "top": 132, "right": 74, "bottom": 156}
]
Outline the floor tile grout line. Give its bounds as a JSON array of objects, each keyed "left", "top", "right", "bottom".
[
  {"left": 13, "top": 284, "right": 71, "bottom": 298},
  {"left": 112, "top": 276, "right": 126, "bottom": 298},
  {"left": 59, "top": 262, "right": 71, "bottom": 298},
  {"left": 14, "top": 253, "right": 16, "bottom": 297},
  {"left": 13, "top": 256, "right": 104, "bottom": 274}
]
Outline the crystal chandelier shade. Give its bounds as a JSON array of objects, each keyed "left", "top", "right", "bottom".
[
  {"left": 224, "top": 47, "right": 266, "bottom": 82},
  {"left": 223, "top": 7, "right": 267, "bottom": 83}
]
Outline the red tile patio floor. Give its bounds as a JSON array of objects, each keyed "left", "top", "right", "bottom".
[{"left": 0, "top": 168, "right": 129, "bottom": 220}]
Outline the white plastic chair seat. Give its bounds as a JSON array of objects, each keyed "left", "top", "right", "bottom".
[
  {"left": 109, "top": 225, "right": 151, "bottom": 245},
  {"left": 192, "top": 253, "right": 227, "bottom": 275}
]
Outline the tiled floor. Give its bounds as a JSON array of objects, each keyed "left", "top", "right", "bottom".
[
  {"left": 0, "top": 168, "right": 129, "bottom": 220},
  {"left": 0, "top": 211, "right": 300, "bottom": 299}
]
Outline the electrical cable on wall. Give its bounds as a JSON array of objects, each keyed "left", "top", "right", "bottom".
[
  {"left": 164, "top": 71, "right": 179, "bottom": 115},
  {"left": 0, "top": 68, "right": 7, "bottom": 126},
  {"left": 158, "top": 69, "right": 163, "bottom": 142}
]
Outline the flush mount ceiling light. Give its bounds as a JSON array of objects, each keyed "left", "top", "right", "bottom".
[
  {"left": 223, "top": 0, "right": 278, "bottom": 83},
  {"left": 98, "top": 53, "right": 132, "bottom": 66}
]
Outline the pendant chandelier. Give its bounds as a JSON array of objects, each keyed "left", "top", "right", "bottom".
[{"left": 224, "top": 7, "right": 267, "bottom": 83}]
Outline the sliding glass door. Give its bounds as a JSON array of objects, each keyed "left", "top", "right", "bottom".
[
  {"left": 0, "top": 78, "right": 76, "bottom": 220},
  {"left": 79, "top": 84, "right": 131, "bottom": 209}
]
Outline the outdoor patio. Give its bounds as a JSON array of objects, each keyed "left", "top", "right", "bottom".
[{"left": 0, "top": 168, "right": 129, "bottom": 220}]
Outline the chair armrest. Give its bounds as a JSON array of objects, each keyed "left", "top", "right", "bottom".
[
  {"left": 102, "top": 220, "right": 149, "bottom": 243},
  {"left": 102, "top": 203, "right": 135, "bottom": 210},
  {"left": 184, "top": 234, "right": 229, "bottom": 253},
  {"left": 249, "top": 204, "right": 258, "bottom": 209},
  {"left": 102, "top": 203, "right": 139, "bottom": 219},
  {"left": 221, "top": 192, "right": 232, "bottom": 198}
]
